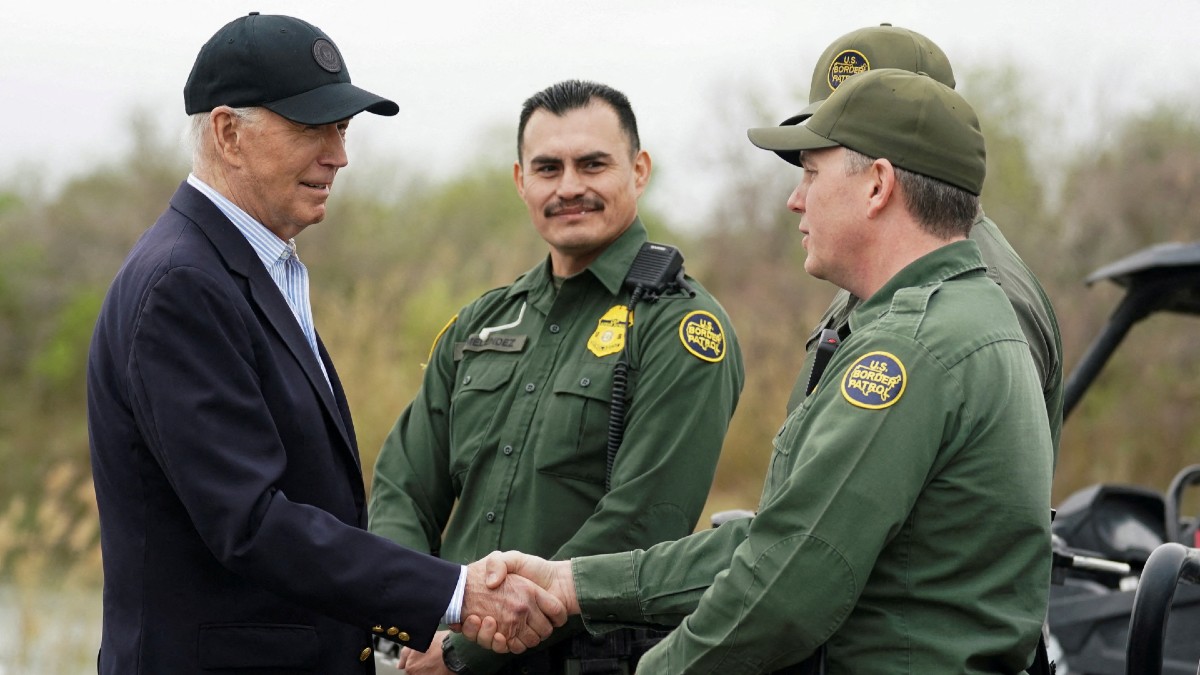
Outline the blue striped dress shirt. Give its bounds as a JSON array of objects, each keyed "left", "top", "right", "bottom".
[{"left": 186, "top": 174, "right": 331, "bottom": 388}]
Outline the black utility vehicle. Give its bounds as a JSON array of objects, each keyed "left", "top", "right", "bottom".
[{"left": 1048, "top": 240, "right": 1200, "bottom": 675}]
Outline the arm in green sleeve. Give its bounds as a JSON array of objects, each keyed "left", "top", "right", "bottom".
[
  {"left": 450, "top": 519, "right": 754, "bottom": 675},
  {"left": 368, "top": 313, "right": 462, "bottom": 553},
  {"left": 633, "top": 344, "right": 953, "bottom": 673},
  {"left": 572, "top": 515, "right": 753, "bottom": 632}
]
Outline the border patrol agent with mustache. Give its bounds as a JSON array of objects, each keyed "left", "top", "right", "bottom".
[{"left": 369, "top": 80, "right": 744, "bottom": 675}]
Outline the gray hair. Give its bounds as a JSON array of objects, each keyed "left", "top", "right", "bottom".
[
  {"left": 843, "top": 149, "right": 979, "bottom": 239},
  {"left": 187, "top": 107, "right": 267, "bottom": 170}
]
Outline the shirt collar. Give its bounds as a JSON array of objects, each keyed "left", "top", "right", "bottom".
[
  {"left": 852, "top": 239, "right": 986, "bottom": 330},
  {"left": 187, "top": 174, "right": 295, "bottom": 268},
  {"left": 505, "top": 216, "right": 649, "bottom": 301}
]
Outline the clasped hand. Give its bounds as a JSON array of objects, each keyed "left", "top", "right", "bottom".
[
  {"left": 450, "top": 551, "right": 578, "bottom": 653},
  {"left": 446, "top": 552, "right": 574, "bottom": 654}
]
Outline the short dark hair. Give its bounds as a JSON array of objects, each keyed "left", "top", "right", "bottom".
[
  {"left": 844, "top": 149, "right": 978, "bottom": 238},
  {"left": 517, "top": 80, "right": 640, "bottom": 162}
]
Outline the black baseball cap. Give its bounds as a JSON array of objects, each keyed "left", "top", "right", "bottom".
[
  {"left": 747, "top": 69, "right": 986, "bottom": 196},
  {"left": 184, "top": 12, "right": 398, "bottom": 125}
]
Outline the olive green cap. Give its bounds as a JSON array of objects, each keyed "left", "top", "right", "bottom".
[
  {"left": 765, "top": 24, "right": 956, "bottom": 167},
  {"left": 802, "top": 24, "right": 953, "bottom": 114},
  {"left": 747, "top": 68, "right": 986, "bottom": 195}
]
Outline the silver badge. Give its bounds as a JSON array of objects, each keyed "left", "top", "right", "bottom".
[{"left": 312, "top": 38, "right": 342, "bottom": 73}]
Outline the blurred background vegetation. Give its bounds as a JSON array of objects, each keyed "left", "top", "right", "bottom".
[{"left": 1, "top": 66, "right": 1199, "bottom": 671}]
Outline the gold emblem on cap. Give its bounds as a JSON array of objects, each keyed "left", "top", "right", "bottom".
[{"left": 827, "top": 49, "right": 870, "bottom": 91}]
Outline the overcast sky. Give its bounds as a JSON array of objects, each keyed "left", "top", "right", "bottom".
[{"left": 6, "top": 1, "right": 1200, "bottom": 222}]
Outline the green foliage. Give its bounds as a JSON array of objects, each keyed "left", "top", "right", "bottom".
[
  {"left": 963, "top": 64, "right": 1050, "bottom": 239},
  {"left": 0, "top": 112, "right": 187, "bottom": 568},
  {"left": 1059, "top": 103, "right": 1200, "bottom": 274},
  {"left": 0, "top": 240, "right": 42, "bottom": 382},
  {"left": 1040, "top": 101, "right": 1200, "bottom": 499},
  {"left": 0, "top": 190, "right": 21, "bottom": 216},
  {"left": 31, "top": 289, "right": 105, "bottom": 388}
]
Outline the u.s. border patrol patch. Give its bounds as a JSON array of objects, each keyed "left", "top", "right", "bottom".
[
  {"left": 827, "top": 49, "right": 870, "bottom": 92},
  {"left": 841, "top": 351, "right": 906, "bottom": 409},
  {"left": 678, "top": 311, "right": 726, "bottom": 363},
  {"left": 588, "top": 305, "right": 633, "bottom": 357}
]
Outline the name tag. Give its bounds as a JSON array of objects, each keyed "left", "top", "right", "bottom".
[{"left": 454, "top": 334, "right": 528, "bottom": 360}]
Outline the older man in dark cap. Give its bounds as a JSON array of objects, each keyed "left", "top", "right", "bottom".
[{"left": 87, "top": 13, "right": 563, "bottom": 674}]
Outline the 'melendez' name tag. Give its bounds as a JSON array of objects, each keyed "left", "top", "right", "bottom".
[{"left": 454, "top": 334, "right": 528, "bottom": 360}]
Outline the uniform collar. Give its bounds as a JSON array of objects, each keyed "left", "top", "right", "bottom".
[
  {"left": 505, "top": 216, "right": 649, "bottom": 302},
  {"left": 851, "top": 239, "right": 986, "bottom": 331}
]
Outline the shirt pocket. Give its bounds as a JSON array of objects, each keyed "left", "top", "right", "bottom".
[
  {"left": 761, "top": 406, "right": 809, "bottom": 507},
  {"left": 448, "top": 356, "right": 518, "bottom": 477},
  {"left": 535, "top": 361, "right": 615, "bottom": 485}
]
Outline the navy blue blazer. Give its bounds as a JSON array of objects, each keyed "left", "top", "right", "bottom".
[{"left": 87, "top": 182, "right": 460, "bottom": 674}]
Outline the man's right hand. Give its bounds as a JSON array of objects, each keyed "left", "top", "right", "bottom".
[
  {"left": 459, "top": 551, "right": 580, "bottom": 647},
  {"left": 455, "top": 554, "right": 568, "bottom": 654}
]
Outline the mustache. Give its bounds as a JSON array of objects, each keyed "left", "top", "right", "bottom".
[{"left": 544, "top": 197, "right": 604, "bottom": 218}]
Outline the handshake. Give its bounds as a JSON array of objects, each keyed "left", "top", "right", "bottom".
[
  {"left": 393, "top": 552, "right": 579, "bottom": 673},
  {"left": 457, "top": 551, "right": 579, "bottom": 652}
]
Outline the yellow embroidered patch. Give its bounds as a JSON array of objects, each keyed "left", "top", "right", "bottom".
[
  {"left": 678, "top": 311, "right": 725, "bottom": 363},
  {"left": 587, "top": 305, "right": 633, "bottom": 357},
  {"left": 841, "top": 351, "right": 906, "bottom": 409},
  {"left": 827, "top": 49, "right": 870, "bottom": 92}
]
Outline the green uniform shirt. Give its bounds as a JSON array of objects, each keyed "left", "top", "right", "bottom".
[
  {"left": 788, "top": 213, "right": 1064, "bottom": 462},
  {"left": 369, "top": 218, "right": 744, "bottom": 673},
  {"left": 573, "top": 240, "right": 1053, "bottom": 674}
]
